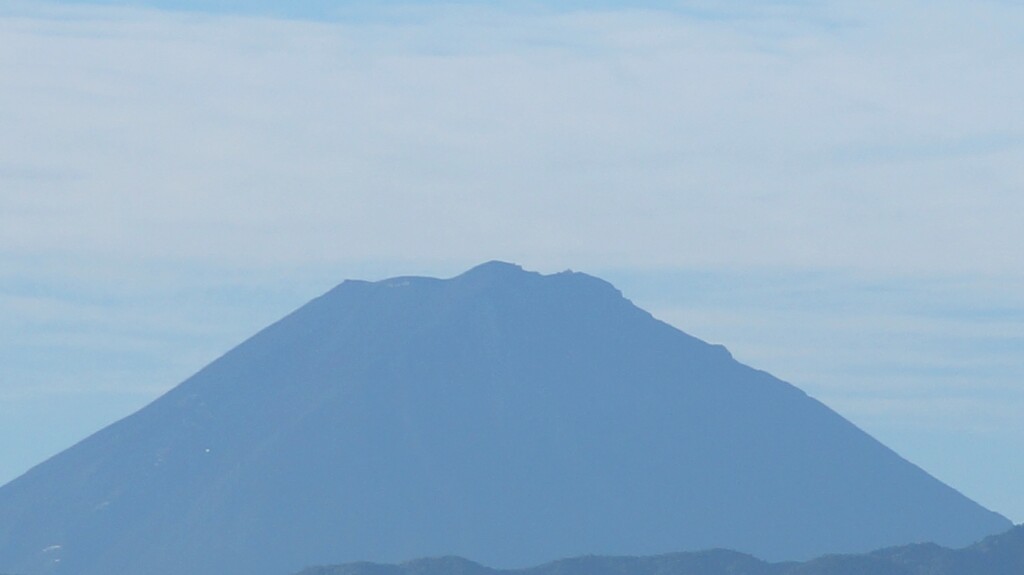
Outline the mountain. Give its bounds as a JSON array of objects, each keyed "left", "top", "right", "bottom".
[
  {"left": 0, "top": 262, "right": 1010, "bottom": 575},
  {"left": 296, "top": 525, "right": 1024, "bottom": 575},
  {"left": 297, "top": 551, "right": 776, "bottom": 575}
]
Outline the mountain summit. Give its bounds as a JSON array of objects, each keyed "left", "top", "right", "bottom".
[{"left": 0, "top": 262, "right": 1010, "bottom": 575}]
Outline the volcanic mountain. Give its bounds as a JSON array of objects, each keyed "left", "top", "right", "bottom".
[{"left": 0, "top": 262, "right": 1010, "bottom": 575}]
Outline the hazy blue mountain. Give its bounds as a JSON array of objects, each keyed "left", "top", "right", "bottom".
[
  {"left": 0, "top": 262, "right": 1010, "bottom": 575},
  {"left": 298, "top": 551, "right": 777, "bottom": 575},
  {"left": 297, "top": 525, "right": 1024, "bottom": 575}
]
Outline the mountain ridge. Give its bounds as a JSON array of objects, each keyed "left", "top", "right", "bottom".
[{"left": 296, "top": 524, "right": 1024, "bottom": 575}]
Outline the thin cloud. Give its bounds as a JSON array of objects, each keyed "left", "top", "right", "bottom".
[{"left": 2, "top": 1, "right": 1023, "bottom": 273}]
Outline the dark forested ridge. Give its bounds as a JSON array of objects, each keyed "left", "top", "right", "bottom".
[{"left": 297, "top": 524, "right": 1024, "bottom": 575}]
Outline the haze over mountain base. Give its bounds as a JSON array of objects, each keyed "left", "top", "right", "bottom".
[{"left": 0, "top": 262, "right": 1010, "bottom": 575}]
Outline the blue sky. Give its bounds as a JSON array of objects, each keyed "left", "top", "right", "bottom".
[{"left": 2, "top": 0, "right": 1023, "bottom": 523}]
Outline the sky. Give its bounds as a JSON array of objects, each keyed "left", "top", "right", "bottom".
[{"left": 1, "top": 0, "right": 1022, "bottom": 523}]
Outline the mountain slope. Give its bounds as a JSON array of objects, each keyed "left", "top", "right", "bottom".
[{"left": 0, "top": 262, "right": 1010, "bottom": 575}]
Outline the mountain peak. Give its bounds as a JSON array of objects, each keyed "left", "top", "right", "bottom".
[
  {"left": 448, "top": 261, "right": 623, "bottom": 302},
  {"left": 459, "top": 260, "right": 527, "bottom": 277},
  {"left": 448, "top": 260, "right": 536, "bottom": 286}
]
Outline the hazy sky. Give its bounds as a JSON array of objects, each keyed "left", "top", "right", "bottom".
[{"left": 2, "top": 0, "right": 1022, "bottom": 523}]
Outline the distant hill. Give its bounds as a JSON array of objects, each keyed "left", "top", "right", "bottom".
[
  {"left": 0, "top": 262, "right": 1010, "bottom": 575},
  {"left": 298, "top": 525, "right": 1024, "bottom": 575}
]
